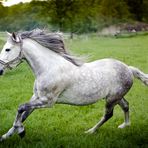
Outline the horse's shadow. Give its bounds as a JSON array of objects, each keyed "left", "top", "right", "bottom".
[{"left": 1, "top": 126, "right": 148, "bottom": 148}]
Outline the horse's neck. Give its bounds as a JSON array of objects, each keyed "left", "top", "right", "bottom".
[{"left": 22, "top": 39, "right": 73, "bottom": 77}]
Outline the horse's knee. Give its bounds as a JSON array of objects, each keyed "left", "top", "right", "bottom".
[
  {"left": 18, "top": 105, "right": 25, "bottom": 113},
  {"left": 18, "top": 104, "right": 30, "bottom": 114}
]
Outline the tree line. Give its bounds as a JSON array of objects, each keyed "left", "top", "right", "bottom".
[{"left": 0, "top": 0, "right": 148, "bottom": 33}]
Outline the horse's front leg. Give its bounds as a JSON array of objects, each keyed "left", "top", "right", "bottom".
[
  {"left": 0, "top": 110, "right": 25, "bottom": 141},
  {"left": 0, "top": 96, "right": 51, "bottom": 141},
  {"left": 0, "top": 94, "right": 36, "bottom": 141}
]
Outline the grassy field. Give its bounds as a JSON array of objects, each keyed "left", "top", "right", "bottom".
[{"left": 0, "top": 34, "right": 148, "bottom": 148}]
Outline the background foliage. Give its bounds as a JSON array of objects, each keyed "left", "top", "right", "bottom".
[{"left": 0, "top": 0, "right": 148, "bottom": 33}]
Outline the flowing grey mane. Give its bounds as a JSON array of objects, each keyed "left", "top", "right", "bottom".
[{"left": 18, "top": 29, "right": 83, "bottom": 66}]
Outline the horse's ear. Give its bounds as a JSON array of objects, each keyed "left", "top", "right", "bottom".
[
  {"left": 6, "top": 31, "right": 12, "bottom": 37},
  {"left": 11, "top": 32, "right": 20, "bottom": 43}
]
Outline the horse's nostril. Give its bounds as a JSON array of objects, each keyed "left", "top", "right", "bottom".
[{"left": 0, "top": 69, "right": 4, "bottom": 75}]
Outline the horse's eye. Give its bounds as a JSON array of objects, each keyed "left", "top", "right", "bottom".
[{"left": 5, "top": 48, "right": 11, "bottom": 52}]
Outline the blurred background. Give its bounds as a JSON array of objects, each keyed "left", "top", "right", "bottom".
[{"left": 0, "top": 0, "right": 148, "bottom": 37}]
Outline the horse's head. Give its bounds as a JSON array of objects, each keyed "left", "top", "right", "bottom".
[{"left": 0, "top": 32, "right": 23, "bottom": 75}]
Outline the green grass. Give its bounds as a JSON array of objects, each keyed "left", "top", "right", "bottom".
[{"left": 0, "top": 34, "right": 148, "bottom": 148}]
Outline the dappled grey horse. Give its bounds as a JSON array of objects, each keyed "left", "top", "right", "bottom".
[{"left": 0, "top": 29, "right": 148, "bottom": 141}]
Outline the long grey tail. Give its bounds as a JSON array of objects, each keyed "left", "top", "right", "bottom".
[{"left": 129, "top": 66, "right": 148, "bottom": 86}]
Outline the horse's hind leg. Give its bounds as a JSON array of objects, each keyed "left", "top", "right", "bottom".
[
  {"left": 85, "top": 99, "right": 117, "bottom": 134},
  {"left": 118, "top": 98, "right": 130, "bottom": 128}
]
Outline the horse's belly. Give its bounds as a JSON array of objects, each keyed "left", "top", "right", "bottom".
[
  {"left": 57, "top": 93, "right": 104, "bottom": 106},
  {"left": 57, "top": 81, "right": 108, "bottom": 105}
]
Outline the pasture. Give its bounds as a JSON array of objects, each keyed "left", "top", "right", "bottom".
[{"left": 0, "top": 33, "right": 148, "bottom": 148}]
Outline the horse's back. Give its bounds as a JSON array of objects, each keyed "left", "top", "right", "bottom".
[
  {"left": 85, "top": 58, "right": 128, "bottom": 70},
  {"left": 86, "top": 58, "right": 133, "bottom": 95}
]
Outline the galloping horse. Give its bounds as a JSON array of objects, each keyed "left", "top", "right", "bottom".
[{"left": 0, "top": 29, "right": 147, "bottom": 141}]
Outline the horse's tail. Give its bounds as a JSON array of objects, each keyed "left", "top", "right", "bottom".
[{"left": 129, "top": 66, "right": 148, "bottom": 86}]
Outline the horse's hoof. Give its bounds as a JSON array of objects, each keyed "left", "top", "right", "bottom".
[
  {"left": 85, "top": 129, "right": 95, "bottom": 134},
  {"left": 18, "top": 130, "right": 26, "bottom": 139},
  {"left": 118, "top": 122, "right": 130, "bottom": 129}
]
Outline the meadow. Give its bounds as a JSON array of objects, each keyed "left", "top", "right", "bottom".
[{"left": 0, "top": 33, "right": 148, "bottom": 148}]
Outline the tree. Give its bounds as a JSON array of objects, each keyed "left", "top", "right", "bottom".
[
  {"left": 99, "top": 0, "right": 130, "bottom": 26},
  {"left": 44, "top": 0, "right": 102, "bottom": 34},
  {"left": 125, "top": 0, "right": 143, "bottom": 21},
  {"left": 0, "top": 1, "right": 50, "bottom": 31},
  {"left": 143, "top": 0, "right": 148, "bottom": 22},
  {"left": 43, "top": 0, "right": 82, "bottom": 38},
  {"left": 0, "top": 2, "right": 8, "bottom": 30}
]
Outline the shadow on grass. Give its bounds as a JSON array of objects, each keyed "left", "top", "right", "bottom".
[{"left": 0, "top": 125, "right": 148, "bottom": 148}]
